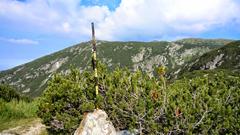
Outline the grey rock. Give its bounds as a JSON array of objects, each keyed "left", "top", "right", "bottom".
[{"left": 74, "top": 109, "right": 116, "bottom": 135}]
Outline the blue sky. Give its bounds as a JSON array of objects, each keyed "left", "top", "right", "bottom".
[{"left": 0, "top": 0, "right": 240, "bottom": 70}]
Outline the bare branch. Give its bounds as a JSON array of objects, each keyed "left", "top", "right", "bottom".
[{"left": 193, "top": 110, "right": 209, "bottom": 128}]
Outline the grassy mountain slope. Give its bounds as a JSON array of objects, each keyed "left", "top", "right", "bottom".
[
  {"left": 0, "top": 38, "right": 232, "bottom": 97},
  {"left": 172, "top": 40, "right": 240, "bottom": 79}
]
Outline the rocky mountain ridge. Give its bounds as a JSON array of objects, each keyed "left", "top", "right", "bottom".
[
  {"left": 0, "top": 38, "right": 233, "bottom": 97},
  {"left": 171, "top": 40, "right": 240, "bottom": 78}
]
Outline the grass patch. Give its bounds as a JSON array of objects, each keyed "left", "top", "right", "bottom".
[
  {"left": 0, "top": 99, "right": 38, "bottom": 131},
  {"left": 0, "top": 117, "right": 37, "bottom": 131}
]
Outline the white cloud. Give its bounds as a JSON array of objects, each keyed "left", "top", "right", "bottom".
[
  {"left": 0, "top": 37, "right": 39, "bottom": 45},
  {"left": 8, "top": 38, "right": 39, "bottom": 45},
  {"left": 0, "top": 0, "right": 239, "bottom": 41},
  {"left": 62, "top": 22, "right": 71, "bottom": 33},
  {"left": 97, "top": 0, "right": 240, "bottom": 40}
]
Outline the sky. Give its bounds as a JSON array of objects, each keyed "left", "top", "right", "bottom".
[{"left": 0, "top": 0, "right": 240, "bottom": 71}]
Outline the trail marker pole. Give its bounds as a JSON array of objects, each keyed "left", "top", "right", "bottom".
[{"left": 91, "top": 22, "right": 99, "bottom": 108}]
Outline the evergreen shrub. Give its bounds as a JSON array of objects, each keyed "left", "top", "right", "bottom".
[{"left": 38, "top": 64, "right": 240, "bottom": 134}]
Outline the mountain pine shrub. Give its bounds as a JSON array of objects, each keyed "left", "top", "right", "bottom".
[
  {"left": 165, "top": 71, "right": 240, "bottom": 134},
  {"left": 0, "top": 84, "right": 21, "bottom": 102},
  {"left": 0, "top": 84, "right": 31, "bottom": 102},
  {"left": 38, "top": 64, "right": 240, "bottom": 134}
]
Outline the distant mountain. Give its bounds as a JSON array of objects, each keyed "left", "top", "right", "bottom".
[
  {"left": 172, "top": 40, "right": 240, "bottom": 79},
  {"left": 0, "top": 38, "right": 232, "bottom": 97}
]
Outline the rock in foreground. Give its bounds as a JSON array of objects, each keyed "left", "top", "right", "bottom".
[{"left": 74, "top": 109, "right": 116, "bottom": 135}]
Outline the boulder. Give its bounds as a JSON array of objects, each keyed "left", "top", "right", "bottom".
[{"left": 74, "top": 109, "right": 116, "bottom": 135}]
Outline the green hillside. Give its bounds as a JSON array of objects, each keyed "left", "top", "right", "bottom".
[
  {"left": 0, "top": 38, "right": 232, "bottom": 97},
  {"left": 190, "top": 40, "right": 240, "bottom": 71},
  {"left": 172, "top": 40, "right": 240, "bottom": 79}
]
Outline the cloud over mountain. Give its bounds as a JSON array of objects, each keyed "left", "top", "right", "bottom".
[{"left": 0, "top": 0, "right": 239, "bottom": 40}]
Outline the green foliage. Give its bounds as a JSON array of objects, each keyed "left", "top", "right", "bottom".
[
  {"left": 0, "top": 84, "right": 37, "bottom": 131},
  {"left": 0, "top": 84, "right": 21, "bottom": 102},
  {"left": 38, "top": 64, "right": 240, "bottom": 134},
  {"left": 0, "top": 99, "right": 38, "bottom": 124},
  {"left": 178, "top": 69, "right": 240, "bottom": 80},
  {"left": 38, "top": 64, "right": 164, "bottom": 134},
  {"left": 165, "top": 71, "right": 240, "bottom": 134},
  {"left": 0, "top": 84, "right": 31, "bottom": 102},
  {"left": 37, "top": 68, "right": 95, "bottom": 134}
]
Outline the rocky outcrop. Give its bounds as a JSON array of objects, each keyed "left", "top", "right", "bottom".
[
  {"left": 74, "top": 109, "right": 116, "bottom": 135},
  {"left": 74, "top": 109, "right": 137, "bottom": 135},
  {"left": 200, "top": 54, "right": 224, "bottom": 70}
]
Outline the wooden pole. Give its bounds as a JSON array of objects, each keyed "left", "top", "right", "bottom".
[{"left": 91, "top": 22, "right": 99, "bottom": 103}]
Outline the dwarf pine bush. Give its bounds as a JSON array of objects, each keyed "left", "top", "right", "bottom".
[
  {"left": 0, "top": 84, "right": 21, "bottom": 102},
  {"left": 38, "top": 64, "right": 240, "bottom": 134}
]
